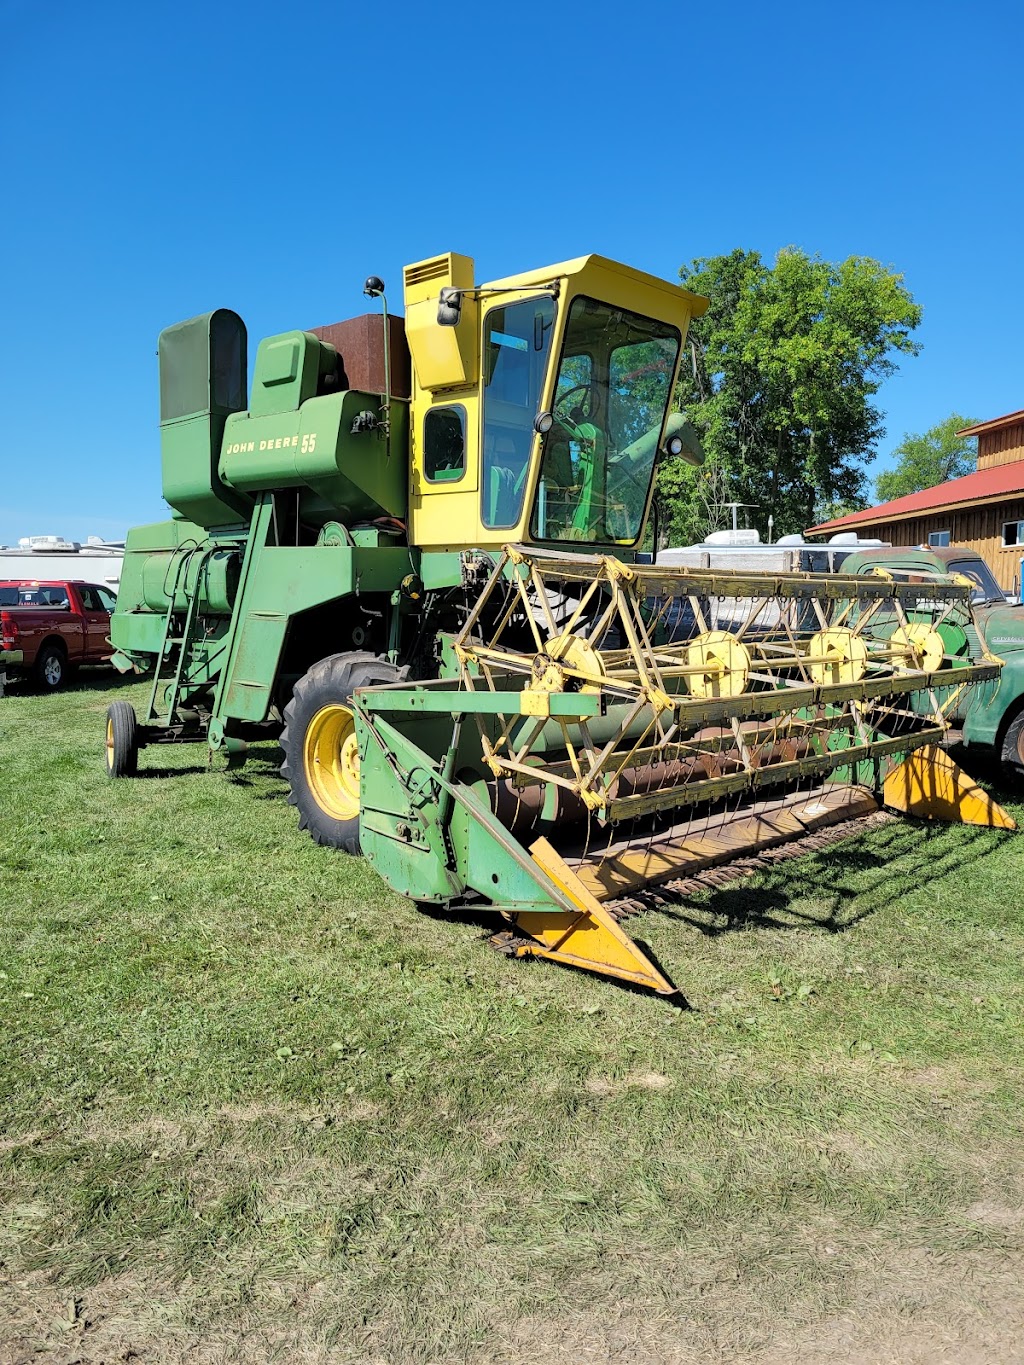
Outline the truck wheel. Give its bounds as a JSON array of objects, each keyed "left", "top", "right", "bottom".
[
  {"left": 34, "top": 643, "right": 67, "bottom": 690},
  {"left": 280, "top": 652, "right": 400, "bottom": 852},
  {"left": 1001, "top": 709, "right": 1024, "bottom": 774},
  {"left": 105, "top": 701, "right": 139, "bottom": 777}
]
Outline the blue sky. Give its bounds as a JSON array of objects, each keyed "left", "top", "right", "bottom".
[{"left": 1, "top": 0, "right": 1021, "bottom": 545}]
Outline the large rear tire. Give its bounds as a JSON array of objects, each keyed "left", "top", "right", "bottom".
[
  {"left": 105, "top": 700, "right": 139, "bottom": 777},
  {"left": 280, "top": 652, "right": 401, "bottom": 852}
]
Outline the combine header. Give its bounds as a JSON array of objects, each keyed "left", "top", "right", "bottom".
[
  {"left": 351, "top": 549, "right": 1013, "bottom": 994},
  {"left": 105, "top": 247, "right": 1014, "bottom": 995}
]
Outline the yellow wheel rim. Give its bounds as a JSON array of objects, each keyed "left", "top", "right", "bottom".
[
  {"left": 303, "top": 704, "right": 361, "bottom": 821},
  {"left": 806, "top": 628, "right": 868, "bottom": 686},
  {"left": 105, "top": 717, "right": 115, "bottom": 770},
  {"left": 686, "top": 630, "right": 750, "bottom": 698},
  {"left": 892, "top": 624, "right": 945, "bottom": 673}
]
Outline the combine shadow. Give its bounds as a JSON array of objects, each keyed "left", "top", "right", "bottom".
[
  {"left": 132, "top": 764, "right": 210, "bottom": 779},
  {"left": 2, "top": 666, "right": 126, "bottom": 698},
  {"left": 642, "top": 814, "right": 1012, "bottom": 938}
]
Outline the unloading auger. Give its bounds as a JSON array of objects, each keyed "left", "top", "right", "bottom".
[{"left": 350, "top": 548, "right": 1015, "bottom": 996}]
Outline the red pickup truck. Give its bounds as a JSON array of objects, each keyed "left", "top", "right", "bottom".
[{"left": 0, "top": 580, "right": 116, "bottom": 690}]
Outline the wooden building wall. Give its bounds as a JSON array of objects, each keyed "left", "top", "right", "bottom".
[
  {"left": 977, "top": 422, "right": 1024, "bottom": 470},
  {"left": 848, "top": 497, "right": 1024, "bottom": 594}
]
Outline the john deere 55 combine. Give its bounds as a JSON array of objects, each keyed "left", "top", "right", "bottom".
[{"left": 107, "top": 250, "right": 1014, "bottom": 995}]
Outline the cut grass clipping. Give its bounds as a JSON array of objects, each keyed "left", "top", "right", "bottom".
[{"left": 2, "top": 671, "right": 1024, "bottom": 1362}]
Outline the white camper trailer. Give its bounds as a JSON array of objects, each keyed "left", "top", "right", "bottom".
[{"left": 0, "top": 536, "right": 124, "bottom": 589}]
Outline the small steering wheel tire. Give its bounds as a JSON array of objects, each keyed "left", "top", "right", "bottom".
[
  {"left": 105, "top": 700, "right": 139, "bottom": 777},
  {"left": 34, "top": 643, "right": 67, "bottom": 691}
]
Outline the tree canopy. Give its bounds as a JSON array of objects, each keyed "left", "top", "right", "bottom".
[
  {"left": 874, "top": 413, "right": 977, "bottom": 504},
  {"left": 655, "top": 248, "right": 922, "bottom": 544}
]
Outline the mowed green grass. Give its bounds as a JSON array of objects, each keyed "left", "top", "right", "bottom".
[{"left": 2, "top": 672, "right": 1024, "bottom": 1363}]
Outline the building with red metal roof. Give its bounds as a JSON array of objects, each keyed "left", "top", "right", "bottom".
[{"left": 806, "top": 410, "right": 1024, "bottom": 593}]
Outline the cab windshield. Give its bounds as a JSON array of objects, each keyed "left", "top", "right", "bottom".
[{"left": 530, "top": 297, "right": 681, "bottom": 544}]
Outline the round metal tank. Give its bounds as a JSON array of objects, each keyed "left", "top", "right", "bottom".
[{"left": 141, "top": 547, "right": 240, "bottom": 615}]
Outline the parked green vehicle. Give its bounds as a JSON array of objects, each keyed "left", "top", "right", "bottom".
[{"left": 839, "top": 546, "right": 1024, "bottom": 774}]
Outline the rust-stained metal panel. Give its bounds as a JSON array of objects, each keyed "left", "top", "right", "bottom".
[{"left": 309, "top": 314, "right": 412, "bottom": 400}]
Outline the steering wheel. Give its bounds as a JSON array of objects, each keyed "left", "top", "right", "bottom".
[{"left": 554, "top": 382, "right": 594, "bottom": 426}]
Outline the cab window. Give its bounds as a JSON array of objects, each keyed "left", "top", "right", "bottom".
[
  {"left": 424, "top": 406, "right": 466, "bottom": 483},
  {"left": 530, "top": 297, "right": 681, "bottom": 545},
  {"left": 481, "top": 297, "right": 556, "bottom": 529}
]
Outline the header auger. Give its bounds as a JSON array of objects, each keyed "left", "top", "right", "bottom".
[{"left": 103, "top": 247, "right": 1014, "bottom": 995}]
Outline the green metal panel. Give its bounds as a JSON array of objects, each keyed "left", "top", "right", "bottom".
[
  {"left": 220, "top": 390, "right": 408, "bottom": 523},
  {"left": 159, "top": 311, "right": 252, "bottom": 528},
  {"left": 224, "top": 613, "right": 289, "bottom": 719},
  {"left": 249, "top": 331, "right": 328, "bottom": 417},
  {"left": 419, "top": 551, "right": 467, "bottom": 591}
]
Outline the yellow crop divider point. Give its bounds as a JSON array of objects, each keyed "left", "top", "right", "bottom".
[{"left": 882, "top": 745, "right": 1016, "bottom": 829}]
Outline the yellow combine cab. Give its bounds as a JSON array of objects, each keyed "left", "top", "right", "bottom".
[{"left": 404, "top": 252, "right": 707, "bottom": 551}]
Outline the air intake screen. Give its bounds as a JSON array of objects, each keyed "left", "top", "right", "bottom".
[{"left": 159, "top": 309, "right": 248, "bottom": 422}]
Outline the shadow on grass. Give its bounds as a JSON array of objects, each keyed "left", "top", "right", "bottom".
[
  {"left": 2, "top": 666, "right": 129, "bottom": 699},
  {"left": 651, "top": 816, "right": 1012, "bottom": 938},
  {"left": 132, "top": 765, "right": 211, "bottom": 779},
  {"left": 415, "top": 900, "right": 692, "bottom": 1005}
]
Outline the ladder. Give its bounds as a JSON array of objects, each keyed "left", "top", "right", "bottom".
[{"left": 146, "top": 544, "right": 219, "bottom": 725}]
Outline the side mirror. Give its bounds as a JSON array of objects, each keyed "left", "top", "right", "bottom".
[{"left": 437, "top": 287, "right": 463, "bottom": 327}]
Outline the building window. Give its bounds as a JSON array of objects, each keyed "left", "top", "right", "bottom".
[
  {"left": 928, "top": 530, "right": 951, "bottom": 547},
  {"left": 1002, "top": 520, "right": 1024, "bottom": 547}
]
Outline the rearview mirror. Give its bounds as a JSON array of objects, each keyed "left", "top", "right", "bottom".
[{"left": 437, "top": 287, "right": 463, "bottom": 327}]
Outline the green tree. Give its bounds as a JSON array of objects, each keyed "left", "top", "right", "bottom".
[
  {"left": 656, "top": 247, "right": 922, "bottom": 542},
  {"left": 875, "top": 413, "right": 977, "bottom": 503}
]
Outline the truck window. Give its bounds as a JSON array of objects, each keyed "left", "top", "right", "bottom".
[
  {"left": 948, "top": 559, "right": 1003, "bottom": 604},
  {"left": 95, "top": 586, "right": 116, "bottom": 612}
]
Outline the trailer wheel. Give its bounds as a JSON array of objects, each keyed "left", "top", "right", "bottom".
[
  {"left": 105, "top": 700, "right": 139, "bottom": 777},
  {"left": 34, "top": 643, "right": 67, "bottom": 690},
  {"left": 281, "top": 652, "right": 401, "bottom": 852}
]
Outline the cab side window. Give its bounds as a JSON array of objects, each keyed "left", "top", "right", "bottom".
[{"left": 424, "top": 406, "right": 466, "bottom": 483}]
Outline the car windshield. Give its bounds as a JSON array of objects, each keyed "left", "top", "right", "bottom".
[
  {"left": 530, "top": 296, "right": 681, "bottom": 545},
  {"left": 948, "top": 559, "right": 1004, "bottom": 604}
]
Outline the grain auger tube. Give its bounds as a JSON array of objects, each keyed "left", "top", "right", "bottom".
[{"left": 350, "top": 549, "right": 1015, "bottom": 996}]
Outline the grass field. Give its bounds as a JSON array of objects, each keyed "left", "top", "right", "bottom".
[{"left": 2, "top": 671, "right": 1024, "bottom": 1363}]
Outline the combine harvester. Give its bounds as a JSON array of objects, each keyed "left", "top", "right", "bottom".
[{"left": 106, "top": 250, "right": 1014, "bottom": 995}]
